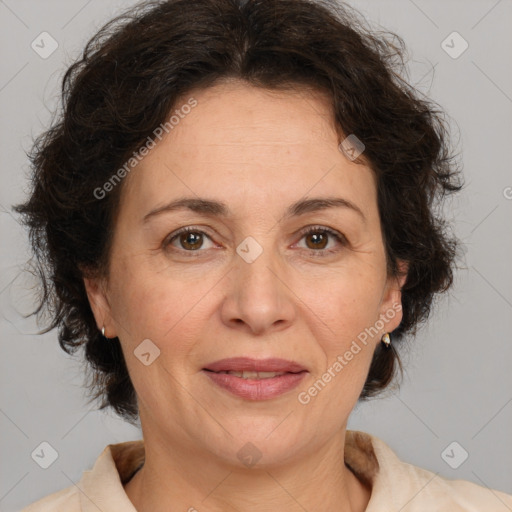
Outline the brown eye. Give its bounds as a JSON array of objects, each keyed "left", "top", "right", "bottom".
[
  {"left": 304, "top": 231, "right": 329, "bottom": 250},
  {"left": 296, "top": 226, "right": 347, "bottom": 257},
  {"left": 164, "top": 227, "right": 215, "bottom": 252},
  {"left": 178, "top": 231, "right": 204, "bottom": 250}
]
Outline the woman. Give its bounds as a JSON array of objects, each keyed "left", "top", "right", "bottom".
[{"left": 14, "top": 0, "right": 512, "bottom": 510}]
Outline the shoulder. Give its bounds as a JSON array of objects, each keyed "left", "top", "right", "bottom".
[
  {"left": 20, "top": 486, "right": 79, "bottom": 512},
  {"left": 386, "top": 454, "right": 512, "bottom": 511},
  {"left": 20, "top": 440, "right": 144, "bottom": 511},
  {"left": 347, "top": 430, "right": 512, "bottom": 512}
]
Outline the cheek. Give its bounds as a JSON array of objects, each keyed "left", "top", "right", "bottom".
[
  {"left": 309, "top": 269, "right": 385, "bottom": 343},
  {"left": 111, "top": 273, "right": 205, "bottom": 396},
  {"left": 110, "top": 265, "right": 213, "bottom": 355},
  {"left": 296, "top": 269, "right": 385, "bottom": 404}
]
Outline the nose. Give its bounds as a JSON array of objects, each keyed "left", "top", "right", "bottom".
[{"left": 219, "top": 243, "right": 296, "bottom": 336}]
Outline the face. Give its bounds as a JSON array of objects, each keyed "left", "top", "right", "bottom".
[{"left": 85, "top": 80, "right": 405, "bottom": 467}]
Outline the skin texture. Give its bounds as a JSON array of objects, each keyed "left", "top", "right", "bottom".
[{"left": 84, "top": 80, "right": 406, "bottom": 512}]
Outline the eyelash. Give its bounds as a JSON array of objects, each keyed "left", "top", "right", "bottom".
[{"left": 163, "top": 225, "right": 348, "bottom": 258}]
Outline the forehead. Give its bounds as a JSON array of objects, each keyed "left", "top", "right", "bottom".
[
  {"left": 119, "top": 80, "right": 377, "bottom": 220},
  {"left": 178, "top": 80, "right": 336, "bottom": 142}
]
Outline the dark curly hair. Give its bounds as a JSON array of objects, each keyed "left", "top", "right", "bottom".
[{"left": 14, "top": 0, "right": 462, "bottom": 425}]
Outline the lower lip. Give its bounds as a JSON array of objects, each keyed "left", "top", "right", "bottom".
[{"left": 203, "top": 370, "right": 307, "bottom": 400}]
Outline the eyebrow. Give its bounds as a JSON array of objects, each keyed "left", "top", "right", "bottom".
[{"left": 142, "top": 196, "right": 366, "bottom": 224}]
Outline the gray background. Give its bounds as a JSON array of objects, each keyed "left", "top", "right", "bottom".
[{"left": 1, "top": 0, "right": 511, "bottom": 510}]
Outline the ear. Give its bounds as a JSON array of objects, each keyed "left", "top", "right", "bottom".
[
  {"left": 379, "top": 259, "right": 408, "bottom": 334},
  {"left": 83, "top": 275, "right": 116, "bottom": 338}
]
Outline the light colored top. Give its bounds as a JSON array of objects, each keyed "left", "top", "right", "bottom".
[{"left": 22, "top": 430, "right": 512, "bottom": 511}]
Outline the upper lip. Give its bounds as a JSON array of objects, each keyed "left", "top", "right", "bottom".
[{"left": 203, "top": 357, "right": 307, "bottom": 373}]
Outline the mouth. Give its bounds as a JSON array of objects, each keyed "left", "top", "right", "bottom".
[
  {"left": 203, "top": 369, "right": 303, "bottom": 379},
  {"left": 202, "top": 358, "right": 308, "bottom": 400},
  {"left": 203, "top": 356, "right": 307, "bottom": 374}
]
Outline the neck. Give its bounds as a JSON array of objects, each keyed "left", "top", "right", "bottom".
[{"left": 124, "top": 428, "right": 371, "bottom": 512}]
